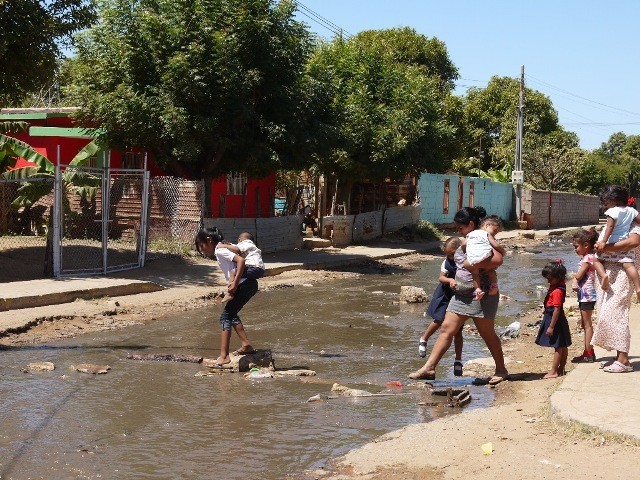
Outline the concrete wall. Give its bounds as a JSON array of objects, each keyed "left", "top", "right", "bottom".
[
  {"left": 353, "top": 210, "right": 384, "bottom": 243},
  {"left": 521, "top": 189, "right": 599, "bottom": 229},
  {"left": 383, "top": 205, "right": 422, "bottom": 233},
  {"left": 321, "top": 215, "right": 354, "bottom": 247},
  {"left": 322, "top": 205, "right": 420, "bottom": 247},
  {"left": 417, "top": 174, "right": 514, "bottom": 223},
  {"left": 203, "top": 215, "right": 303, "bottom": 253}
]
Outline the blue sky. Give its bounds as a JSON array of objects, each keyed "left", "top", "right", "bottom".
[{"left": 294, "top": 0, "right": 640, "bottom": 151}]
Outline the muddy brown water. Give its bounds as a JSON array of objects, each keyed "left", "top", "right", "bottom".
[{"left": 0, "top": 241, "right": 578, "bottom": 479}]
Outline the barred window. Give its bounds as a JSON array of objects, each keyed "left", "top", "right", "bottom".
[
  {"left": 226, "top": 172, "right": 247, "bottom": 195},
  {"left": 443, "top": 179, "right": 450, "bottom": 214},
  {"left": 122, "top": 152, "right": 144, "bottom": 169}
]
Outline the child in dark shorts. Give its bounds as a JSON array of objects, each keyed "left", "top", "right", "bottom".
[
  {"left": 536, "top": 259, "right": 572, "bottom": 378},
  {"left": 571, "top": 229, "right": 598, "bottom": 363},
  {"left": 419, "top": 237, "right": 465, "bottom": 376}
]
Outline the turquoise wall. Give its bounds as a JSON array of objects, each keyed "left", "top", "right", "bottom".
[{"left": 417, "top": 174, "right": 514, "bottom": 223}]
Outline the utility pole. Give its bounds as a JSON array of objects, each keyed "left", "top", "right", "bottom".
[{"left": 512, "top": 65, "right": 525, "bottom": 220}]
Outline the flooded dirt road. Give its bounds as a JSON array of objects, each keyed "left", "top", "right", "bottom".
[{"left": 0, "top": 240, "right": 577, "bottom": 479}]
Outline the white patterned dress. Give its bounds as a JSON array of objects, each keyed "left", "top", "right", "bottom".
[{"left": 591, "top": 226, "right": 640, "bottom": 353}]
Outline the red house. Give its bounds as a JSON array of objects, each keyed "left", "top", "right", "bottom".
[{"left": 0, "top": 107, "right": 275, "bottom": 218}]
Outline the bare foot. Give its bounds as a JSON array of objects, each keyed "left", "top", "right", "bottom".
[
  {"left": 600, "top": 275, "right": 610, "bottom": 291},
  {"left": 214, "top": 356, "right": 231, "bottom": 366},
  {"left": 221, "top": 293, "right": 234, "bottom": 303},
  {"left": 543, "top": 371, "right": 560, "bottom": 379}
]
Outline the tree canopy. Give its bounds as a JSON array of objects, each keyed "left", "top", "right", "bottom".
[
  {"left": 0, "top": 0, "right": 96, "bottom": 107},
  {"left": 305, "top": 27, "right": 463, "bottom": 181},
  {"left": 67, "top": 0, "right": 315, "bottom": 180},
  {"left": 462, "top": 76, "right": 562, "bottom": 171}
]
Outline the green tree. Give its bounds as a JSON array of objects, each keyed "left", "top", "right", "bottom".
[
  {"left": 0, "top": 0, "right": 96, "bottom": 107},
  {"left": 462, "top": 76, "right": 562, "bottom": 172},
  {"left": 67, "top": 0, "right": 315, "bottom": 193},
  {"left": 523, "top": 130, "right": 585, "bottom": 192},
  {"left": 596, "top": 131, "right": 628, "bottom": 157},
  {"left": 576, "top": 132, "right": 640, "bottom": 196},
  {"left": 306, "top": 27, "right": 463, "bottom": 182}
]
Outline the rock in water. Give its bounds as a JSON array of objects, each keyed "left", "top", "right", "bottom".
[
  {"left": 73, "top": 364, "right": 111, "bottom": 374},
  {"left": 24, "top": 362, "right": 55, "bottom": 372},
  {"left": 126, "top": 353, "right": 203, "bottom": 363},
  {"left": 399, "top": 286, "right": 428, "bottom": 303}
]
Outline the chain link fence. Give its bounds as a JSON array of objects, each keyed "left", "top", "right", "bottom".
[
  {"left": 1, "top": 174, "right": 204, "bottom": 281},
  {"left": 147, "top": 177, "right": 203, "bottom": 258},
  {"left": 0, "top": 178, "right": 54, "bottom": 282}
]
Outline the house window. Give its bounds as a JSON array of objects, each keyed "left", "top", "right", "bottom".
[
  {"left": 443, "top": 179, "right": 450, "bottom": 214},
  {"left": 122, "top": 152, "right": 144, "bottom": 169},
  {"left": 469, "top": 181, "right": 475, "bottom": 207},
  {"left": 227, "top": 172, "right": 247, "bottom": 195}
]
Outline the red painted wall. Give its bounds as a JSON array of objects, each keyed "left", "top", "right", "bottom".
[
  {"left": 210, "top": 173, "right": 275, "bottom": 218},
  {"left": 6, "top": 114, "right": 275, "bottom": 218}
]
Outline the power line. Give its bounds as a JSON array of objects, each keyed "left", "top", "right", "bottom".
[
  {"left": 296, "top": 1, "right": 354, "bottom": 40},
  {"left": 527, "top": 74, "right": 640, "bottom": 118}
]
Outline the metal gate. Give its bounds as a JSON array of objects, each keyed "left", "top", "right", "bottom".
[{"left": 53, "top": 164, "right": 150, "bottom": 277}]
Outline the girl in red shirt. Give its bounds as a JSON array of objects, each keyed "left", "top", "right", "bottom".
[{"left": 536, "top": 260, "right": 572, "bottom": 378}]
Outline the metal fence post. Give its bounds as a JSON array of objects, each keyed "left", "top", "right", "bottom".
[
  {"left": 52, "top": 163, "right": 62, "bottom": 277},
  {"left": 102, "top": 152, "right": 110, "bottom": 274},
  {"left": 139, "top": 169, "right": 150, "bottom": 267}
]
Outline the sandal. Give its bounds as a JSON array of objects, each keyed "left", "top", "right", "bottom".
[
  {"left": 599, "top": 360, "right": 614, "bottom": 369},
  {"left": 453, "top": 361, "right": 463, "bottom": 377},
  {"left": 488, "top": 373, "right": 508, "bottom": 385},
  {"left": 232, "top": 346, "right": 256, "bottom": 355},
  {"left": 572, "top": 351, "right": 596, "bottom": 363},
  {"left": 603, "top": 361, "right": 633, "bottom": 373},
  {"left": 408, "top": 370, "right": 436, "bottom": 380},
  {"left": 418, "top": 339, "right": 428, "bottom": 358}
]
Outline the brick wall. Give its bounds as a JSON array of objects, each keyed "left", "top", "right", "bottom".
[{"left": 521, "top": 189, "right": 599, "bottom": 229}]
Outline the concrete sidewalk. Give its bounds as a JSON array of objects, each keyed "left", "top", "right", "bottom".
[
  {"left": 0, "top": 240, "right": 443, "bottom": 315},
  {"left": 0, "top": 224, "right": 582, "bottom": 314},
  {"left": 550, "top": 306, "right": 640, "bottom": 440}
]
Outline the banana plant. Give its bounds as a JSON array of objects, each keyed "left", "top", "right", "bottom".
[
  {"left": 1, "top": 129, "right": 105, "bottom": 208},
  {"left": 470, "top": 164, "right": 512, "bottom": 183}
]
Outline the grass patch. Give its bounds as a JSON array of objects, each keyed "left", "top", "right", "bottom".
[
  {"left": 147, "top": 238, "right": 194, "bottom": 257},
  {"left": 390, "top": 220, "right": 444, "bottom": 242}
]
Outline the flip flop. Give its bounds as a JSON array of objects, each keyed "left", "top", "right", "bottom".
[
  {"left": 488, "top": 374, "right": 508, "bottom": 386},
  {"left": 232, "top": 347, "right": 256, "bottom": 355},
  {"left": 603, "top": 361, "right": 633, "bottom": 373},
  {"left": 453, "top": 361, "right": 463, "bottom": 377},
  {"left": 408, "top": 370, "right": 436, "bottom": 380}
]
